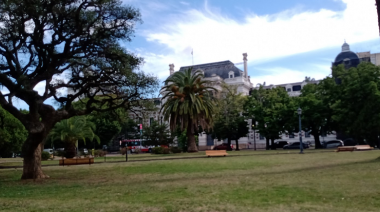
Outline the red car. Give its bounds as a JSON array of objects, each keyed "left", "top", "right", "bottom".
[{"left": 213, "top": 143, "right": 233, "bottom": 151}]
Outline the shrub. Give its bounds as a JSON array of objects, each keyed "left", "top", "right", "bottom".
[
  {"left": 54, "top": 150, "right": 65, "bottom": 157},
  {"left": 41, "top": 151, "right": 51, "bottom": 160},
  {"left": 162, "top": 147, "right": 170, "bottom": 154},
  {"left": 152, "top": 146, "right": 170, "bottom": 154},
  {"left": 170, "top": 147, "right": 182, "bottom": 153},
  {"left": 152, "top": 146, "right": 163, "bottom": 154},
  {"left": 94, "top": 149, "right": 107, "bottom": 157}
]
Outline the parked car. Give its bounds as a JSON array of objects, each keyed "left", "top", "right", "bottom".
[
  {"left": 321, "top": 140, "right": 344, "bottom": 148},
  {"left": 213, "top": 143, "right": 232, "bottom": 151},
  {"left": 343, "top": 138, "right": 357, "bottom": 146},
  {"left": 283, "top": 142, "right": 309, "bottom": 149},
  {"left": 79, "top": 148, "right": 88, "bottom": 154},
  {"left": 43, "top": 148, "right": 54, "bottom": 155},
  {"left": 274, "top": 141, "right": 289, "bottom": 149}
]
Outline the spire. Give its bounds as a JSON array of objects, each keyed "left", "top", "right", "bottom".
[
  {"left": 243, "top": 53, "right": 248, "bottom": 79},
  {"left": 342, "top": 41, "right": 350, "bottom": 52},
  {"left": 169, "top": 64, "right": 175, "bottom": 75}
]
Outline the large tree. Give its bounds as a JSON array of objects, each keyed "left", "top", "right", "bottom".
[
  {"left": 0, "top": 0, "right": 158, "bottom": 179},
  {"left": 297, "top": 83, "right": 333, "bottom": 148},
  {"left": 329, "top": 63, "right": 380, "bottom": 147},
  {"left": 143, "top": 121, "right": 174, "bottom": 147},
  {"left": 245, "top": 86, "right": 296, "bottom": 149},
  {"left": 161, "top": 68, "right": 215, "bottom": 152},
  {"left": 211, "top": 83, "right": 248, "bottom": 151}
]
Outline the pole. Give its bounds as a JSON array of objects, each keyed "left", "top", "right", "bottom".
[
  {"left": 254, "top": 129, "right": 256, "bottom": 151},
  {"left": 299, "top": 113, "right": 304, "bottom": 154}
]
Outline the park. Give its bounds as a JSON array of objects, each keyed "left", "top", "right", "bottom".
[
  {"left": 1, "top": 149, "right": 380, "bottom": 211},
  {"left": 1, "top": 0, "right": 380, "bottom": 211}
]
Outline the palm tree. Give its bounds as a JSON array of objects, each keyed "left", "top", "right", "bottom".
[
  {"left": 49, "top": 116, "right": 100, "bottom": 158},
  {"left": 161, "top": 68, "right": 215, "bottom": 152}
]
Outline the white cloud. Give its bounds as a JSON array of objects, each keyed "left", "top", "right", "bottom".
[
  {"left": 137, "top": 0, "right": 378, "bottom": 82},
  {"left": 252, "top": 64, "right": 332, "bottom": 86}
]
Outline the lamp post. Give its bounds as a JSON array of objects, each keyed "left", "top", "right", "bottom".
[{"left": 297, "top": 107, "right": 304, "bottom": 154}]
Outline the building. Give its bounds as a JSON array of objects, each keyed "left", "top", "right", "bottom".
[
  {"left": 166, "top": 53, "right": 254, "bottom": 149},
  {"left": 170, "top": 53, "right": 253, "bottom": 95}
]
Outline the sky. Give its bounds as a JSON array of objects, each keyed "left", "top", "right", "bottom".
[
  {"left": 3, "top": 0, "right": 380, "bottom": 109},
  {"left": 123, "top": 0, "right": 380, "bottom": 86}
]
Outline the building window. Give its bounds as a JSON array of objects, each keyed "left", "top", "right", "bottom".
[
  {"left": 287, "top": 88, "right": 292, "bottom": 92},
  {"left": 259, "top": 134, "right": 264, "bottom": 140},
  {"left": 150, "top": 117, "right": 154, "bottom": 126},
  {"left": 292, "top": 85, "right": 301, "bottom": 91},
  {"left": 305, "top": 131, "right": 311, "bottom": 138},
  {"left": 228, "top": 71, "right": 234, "bottom": 78}
]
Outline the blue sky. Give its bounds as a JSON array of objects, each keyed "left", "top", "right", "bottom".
[
  {"left": 3, "top": 0, "right": 380, "bottom": 109},
  {"left": 122, "top": 0, "right": 379, "bottom": 85}
]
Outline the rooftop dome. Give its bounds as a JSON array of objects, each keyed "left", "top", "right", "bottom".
[
  {"left": 334, "top": 41, "right": 359, "bottom": 63},
  {"left": 334, "top": 51, "right": 359, "bottom": 63}
]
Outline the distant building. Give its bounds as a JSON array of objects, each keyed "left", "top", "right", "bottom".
[{"left": 170, "top": 53, "right": 253, "bottom": 95}]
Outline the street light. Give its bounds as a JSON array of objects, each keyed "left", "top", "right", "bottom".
[{"left": 297, "top": 107, "right": 304, "bottom": 154}]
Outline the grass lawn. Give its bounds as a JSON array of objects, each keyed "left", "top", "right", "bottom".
[{"left": 1, "top": 150, "right": 379, "bottom": 212}]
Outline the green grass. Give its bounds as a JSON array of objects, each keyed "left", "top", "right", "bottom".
[{"left": 1, "top": 150, "right": 379, "bottom": 212}]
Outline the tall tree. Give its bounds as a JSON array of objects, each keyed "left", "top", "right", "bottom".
[
  {"left": 49, "top": 116, "right": 100, "bottom": 158},
  {"left": 297, "top": 84, "right": 333, "bottom": 148},
  {"left": 245, "top": 86, "right": 296, "bottom": 149},
  {"left": 0, "top": 0, "right": 158, "bottom": 179},
  {"left": 329, "top": 63, "right": 380, "bottom": 147},
  {"left": 143, "top": 121, "right": 174, "bottom": 147},
  {"left": 211, "top": 83, "right": 248, "bottom": 150},
  {"left": 161, "top": 68, "right": 215, "bottom": 152}
]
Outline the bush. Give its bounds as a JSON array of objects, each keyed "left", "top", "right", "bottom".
[
  {"left": 41, "top": 151, "right": 51, "bottom": 160},
  {"left": 94, "top": 149, "right": 106, "bottom": 157},
  {"left": 152, "top": 146, "right": 170, "bottom": 154},
  {"left": 54, "top": 150, "right": 65, "bottom": 157},
  {"left": 170, "top": 147, "right": 182, "bottom": 153},
  {"left": 162, "top": 148, "right": 170, "bottom": 154}
]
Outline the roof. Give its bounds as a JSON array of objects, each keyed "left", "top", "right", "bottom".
[
  {"left": 334, "top": 51, "right": 359, "bottom": 63},
  {"left": 178, "top": 60, "right": 242, "bottom": 80}
]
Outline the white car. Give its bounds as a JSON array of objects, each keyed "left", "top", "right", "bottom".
[{"left": 43, "top": 149, "right": 54, "bottom": 154}]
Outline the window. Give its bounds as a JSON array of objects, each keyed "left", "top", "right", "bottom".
[
  {"left": 287, "top": 88, "right": 292, "bottom": 92},
  {"left": 305, "top": 131, "right": 311, "bottom": 138},
  {"left": 259, "top": 134, "right": 264, "bottom": 140},
  {"left": 150, "top": 117, "right": 154, "bottom": 126},
  {"left": 228, "top": 71, "right": 234, "bottom": 78},
  {"left": 292, "top": 85, "right": 301, "bottom": 91},
  {"left": 289, "top": 133, "right": 294, "bottom": 138}
]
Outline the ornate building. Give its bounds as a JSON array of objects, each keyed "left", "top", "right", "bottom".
[{"left": 169, "top": 53, "right": 253, "bottom": 95}]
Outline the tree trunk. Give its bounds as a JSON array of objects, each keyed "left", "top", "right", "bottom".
[
  {"left": 265, "top": 137, "right": 270, "bottom": 150},
  {"left": 235, "top": 139, "right": 240, "bottom": 151},
  {"left": 270, "top": 138, "right": 276, "bottom": 150},
  {"left": 313, "top": 131, "right": 322, "bottom": 149},
  {"left": 21, "top": 133, "right": 49, "bottom": 180},
  {"left": 377, "top": 0, "right": 380, "bottom": 36},
  {"left": 227, "top": 137, "right": 232, "bottom": 151},
  {"left": 65, "top": 142, "right": 76, "bottom": 158},
  {"left": 186, "top": 123, "right": 198, "bottom": 152}
]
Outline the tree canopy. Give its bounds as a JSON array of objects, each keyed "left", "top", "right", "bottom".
[
  {"left": 0, "top": 106, "right": 27, "bottom": 157},
  {"left": 211, "top": 83, "right": 248, "bottom": 150},
  {"left": 0, "top": 0, "right": 158, "bottom": 179}
]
